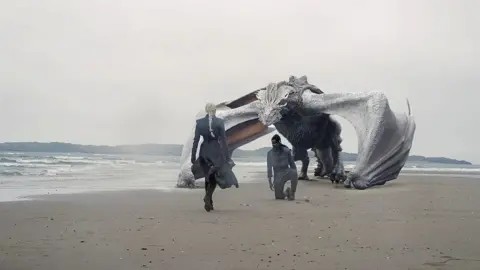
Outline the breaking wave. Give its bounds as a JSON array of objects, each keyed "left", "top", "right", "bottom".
[
  {"left": 0, "top": 152, "right": 179, "bottom": 177},
  {"left": 1, "top": 152, "right": 479, "bottom": 177}
]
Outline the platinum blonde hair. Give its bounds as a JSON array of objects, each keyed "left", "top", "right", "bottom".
[{"left": 205, "top": 103, "right": 217, "bottom": 137}]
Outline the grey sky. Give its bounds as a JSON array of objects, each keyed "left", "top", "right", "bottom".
[{"left": 0, "top": 0, "right": 479, "bottom": 162}]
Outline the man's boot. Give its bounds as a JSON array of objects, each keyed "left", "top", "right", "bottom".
[
  {"left": 203, "top": 195, "right": 213, "bottom": 212},
  {"left": 285, "top": 187, "right": 295, "bottom": 201}
]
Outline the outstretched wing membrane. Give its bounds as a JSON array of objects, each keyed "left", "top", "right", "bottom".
[{"left": 302, "top": 91, "right": 416, "bottom": 189}]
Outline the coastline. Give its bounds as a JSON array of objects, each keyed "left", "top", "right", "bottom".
[
  {"left": 2, "top": 164, "right": 480, "bottom": 203},
  {"left": 1, "top": 175, "right": 480, "bottom": 269}
]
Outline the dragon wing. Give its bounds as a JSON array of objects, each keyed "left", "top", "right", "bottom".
[
  {"left": 219, "top": 88, "right": 271, "bottom": 149},
  {"left": 302, "top": 91, "right": 416, "bottom": 189}
]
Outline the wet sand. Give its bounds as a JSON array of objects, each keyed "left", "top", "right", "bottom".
[{"left": 1, "top": 174, "right": 480, "bottom": 270}]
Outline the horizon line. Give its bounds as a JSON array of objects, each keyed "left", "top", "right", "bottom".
[{"left": 0, "top": 141, "right": 472, "bottom": 162}]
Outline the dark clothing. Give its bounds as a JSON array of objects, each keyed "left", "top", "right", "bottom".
[
  {"left": 191, "top": 115, "right": 239, "bottom": 190},
  {"left": 267, "top": 146, "right": 298, "bottom": 199},
  {"left": 273, "top": 168, "right": 298, "bottom": 199},
  {"left": 267, "top": 146, "right": 297, "bottom": 179}
]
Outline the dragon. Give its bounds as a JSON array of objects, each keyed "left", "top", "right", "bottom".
[{"left": 177, "top": 75, "right": 416, "bottom": 190}]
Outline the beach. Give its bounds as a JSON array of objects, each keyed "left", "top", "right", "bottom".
[{"left": 1, "top": 173, "right": 480, "bottom": 270}]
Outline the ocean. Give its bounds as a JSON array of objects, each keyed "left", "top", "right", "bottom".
[{"left": 1, "top": 151, "right": 479, "bottom": 202}]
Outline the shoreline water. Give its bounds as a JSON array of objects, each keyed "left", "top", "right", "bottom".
[
  {"left": 1, "top": 171, "right": 479, "bottom": 203},
  {"left": 1, "top": 151, "right": 480, "bottom": 202}
]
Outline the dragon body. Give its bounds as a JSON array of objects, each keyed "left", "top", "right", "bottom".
[
  {"left": 263, "top": 77, "right": 345, "bottom": 181},
  {"left": 177, "top": 75, "right": 416, "bottom": 190}
]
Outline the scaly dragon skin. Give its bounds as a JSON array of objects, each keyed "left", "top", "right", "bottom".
[
  {"left": 259, "top": 76, "right": 345, "bottom": 182},
  {"left": 177, "top": 75, "right": 416, "bottom": 190}
]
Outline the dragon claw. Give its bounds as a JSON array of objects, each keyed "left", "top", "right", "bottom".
[{"left": 298, "top": 172, "right": 310, "bottom": 180}]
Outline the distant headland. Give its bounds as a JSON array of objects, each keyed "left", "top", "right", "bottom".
[{"left": 0, "top": 142, "right": 473, "bottom": 165}]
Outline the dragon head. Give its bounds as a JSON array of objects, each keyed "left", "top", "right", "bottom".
[{"left": 255, "top": 82, "right": 293, "bottom": 126}]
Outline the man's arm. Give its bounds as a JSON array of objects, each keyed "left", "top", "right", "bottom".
[
  {"left": 267, "top": 151, "right": 273, "bottom": 185},
  {"left": 191, "top": 123, "right": 200, "bottom": 163},
  {"left": 287, "top": 149, "right": 297, "bottom": 170}
]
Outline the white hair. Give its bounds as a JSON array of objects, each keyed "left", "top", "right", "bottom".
[{"left": 205, "top": 103, "right": 216, "bottom": 137}]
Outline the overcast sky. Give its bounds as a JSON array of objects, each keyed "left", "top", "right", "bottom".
[{"left": 0, "top": 0, "right": 478, "bottom": 162}]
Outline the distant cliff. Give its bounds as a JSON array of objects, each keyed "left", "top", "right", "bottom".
[
  {"left": 232, "top": 147, "right": 473, "bottom": 165},
  {"left": 0, "top": 142, "right": 181, "bottom": 156},
  {"left": 0, "top": 142, "right": 473, "bottom": 165}
]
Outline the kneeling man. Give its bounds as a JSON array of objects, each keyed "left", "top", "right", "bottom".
[{"left": 267, "top": 134, "right": 298, "bottom": 200}]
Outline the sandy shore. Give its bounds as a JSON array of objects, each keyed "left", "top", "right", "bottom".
[{"left": 1, "top": 175, "right": 480, "bottom": 270}]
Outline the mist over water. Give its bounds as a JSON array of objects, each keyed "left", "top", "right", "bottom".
[{"left": 1, "top": 151, "right": 479, "bottom": 202}]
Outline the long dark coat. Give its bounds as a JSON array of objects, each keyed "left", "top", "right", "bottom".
[{"left": 191, "top": 115, "right": 239, "bottom": 189}]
